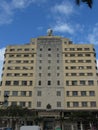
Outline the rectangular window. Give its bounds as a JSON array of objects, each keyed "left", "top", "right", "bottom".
[
  {"left": 73, "top": 102, "right": 79, "bottom": 107},
  {"left": 67, "top": 102, "right": 70, "bottom": 107},
  {"left": 5, "top": 81, "right": 11, "bottom": 86},
  {"left": 22, "top": 81, "right": 27, "bottom": 86},
  {"left": 20, "top": 102, "right": 26, "bottom": 107},
  {"left": 88, "top": 80, "right": 94, "bottom": 85},
  {"left": 66, "top": 91, "right": 70, "bottom": 96},
  {"left": 57, "top": 91, "right": 61, "bottom": 96},
  {"left": 12, "top": 91, "right": 18, "bottom": 96},
  {"left": 90, "top": 101, "right": 96, "bottom": 107},
  {"left": 82, "top": 102, "right": 87, "bottom": 107},
  {"left": 37, "top": 91, "right": 42, "bottom": 96},
  {"left": 37, "top": 101, "right": 41, "bottom": 107},
  {"left": 13, "top": 81, "right": 19, "bottom": 86},
  {"left": 38, "top": 81, "right": 41, "bottom": 85},
  {"left": 81, "top": 91, "right": 86, "bottom": 96},
  {"left": 72, "top": 91, "right": 78, "bottom": 96},
  {"left": 66, "top": 81, "right": 69, "bottom": 86},
  {"left": 57, "top": 101, "right": 61, "bottom": 107},
  {"left": 89, "top": 91, "right": 95, "bottom": 96},
  {"left": 80, "top": 80, "right": 86, "bottom": 85},
  {"left": 29, "top": 81, "right": 33, "bottom": 86},
  {"left": 29, "top": 91, "right": 32, "bottom": 96},
  {"left": 21, "top": 91, "right": 26, "bottom": 96},
  {"left": 72, "top": 81, "right": 77, "bottom": 86},
  {"left": 57, "top": 80, "right": 60, "bottom": 85},
  {"left": 11, "top": 102, "right": 17, "bottom": 106},
  {"left": 48, "top": 81, "right": 51, "bottom": 85}
]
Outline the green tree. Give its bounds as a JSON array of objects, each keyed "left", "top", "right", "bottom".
[{"left": 76, "top": 0, "right": 93, "bottom": 8}]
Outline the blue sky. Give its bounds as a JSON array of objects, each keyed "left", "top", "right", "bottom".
[{"left": 0, "top": 0, "right": 98, "bottom": 79}]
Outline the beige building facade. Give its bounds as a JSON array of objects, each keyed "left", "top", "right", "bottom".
[{"left": 0, "top": 31, "right": 98, "bottom": 111}]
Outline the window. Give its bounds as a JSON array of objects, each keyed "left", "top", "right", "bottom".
[
  {"left": 57, "top": 80, "right": 60, "bottom": 85},
  {"left": 6, "top": 73, "right": 12, "bottom": 76},
  {"left": 29, "top": 91, "right": 32, "bottom": 96},
  {"left": 4, "top": 91, "right": 10, "bottom": 96},
  {"left": 72, "top": 81, "right": 77, "bottom": 86},
  {"left": 37, "top": 91, "right": 42, "bottom": 96},
  {"left": 48, "top": 81, "right": 51, "bottom": 85},
  {"left": 21, "top": 91, "right": 26, "bottom": 96},
  {"left": 38, "top": 81, "right": 41, "bottom": 85},
  {"left": 14, "top": 73, "right": 20, "bottom": 76},
  {"left": 82, "top": 102, "right": 87, "bottom": 107},
  {"left": 87, "top": 73, "right": 93, "bottom": 76},
  {"left": 24, "top": 48, "right": 29, "bottom": 51},
  {"left": 22, "top": 73, "right": 28, "bottom": 76},
  {"left": 57, "top": 66, "right": 60, "bottom": 70},
  {"left": 88, "top": 80, "right": 94, "bottom": 85},
  {"left": 89, "top": 91, "right": 95, "bottom": 96},
  {"left": 79, "top": 73, "right": 85, "bottom": 76},
  {"left": 67, "top": 102, "right": 70, "bottom": 107},
  {"left": 48, "top": 54, "right": 51, "bottom": 57},
  {"left": 22, "top": 81, "right": 27, "bottom": 86},
  {"left": 71, "top": 66, "right": 76, "bottom": 69},
  {"left": 48, "top": 60, "right": 51, "bottom": 63},
  {"left": 12, "top": 91, "right": 18, "bottom": 96},
  {"left": 85, "top": 54, "right": 90, "bottom": 56},
  {"left": 11, "top": 102, "right": 17, "bottom": 106},
  {"left": 81, "top": 91, "right": 86, "bottom": 96},
  {"left": 39, "top": 66, "right": 42, "bottom": 70},
  {"left": 24, "top": 54, "right": 29, "bottom": 57},
  {"left": 66, "top": 81, "right": 69, "bottom": 86},
  {"left": 20, "top": 102, "right": 26, "bottom": 107},
  {"left": 29, "top": 81, "right": 33, "bottom": 86},
  {"left": 57, "top": 101, "right": 61, "bottom": 107},
  {"left": 80, "top": 80, "right": 86, "bottom": 85},
  {"left": 39, "top": 73, "right": 42, "bottom": 77},
  {"left": 37, "top": 101, "right": 41, "bottom": 107},
  {"left": 16, "top": 60, "right": 21, "bottom": 63},
  {"left": 5, "top": 81, "right": 11, "bottom": 86},
  {"left": 79, "top": 66, "right": 84, "bottom": 69},
  {"left": 78, "top": 60, "right": 84, "bottom": 63},
  {"left": 23, "top": 60, "right": 29, "bottom": 63},
  {"left": 87, "top": 66, "right": 92, "bottom": 69},
  {"left": 77, "top": 48, "right": 82, "bottom": 51},
  {"left": 72, "top": 91, "right": 78, "bottom": 96},
  {"left": 73, "top": 102, "right": 79, "bottom": 107},
  {"left": 66, "top": 91, "right": 70, "bottom": 96},
  {"left": 70, "top": 53, "right": 75, "bottom": 57},
  {"left": 40, "top": 48, "right": 42, "bottom": 51},
  {"left": 78, "top": 54, "right": 83, "bottom": 57},
  {"left": 13, "top": 81, "right": 19, "bottom": 86},
  {"left": 86, "top": 60, "right": 91, "bottom": 63},
  {"left": 71, "top": 73, "right": 76, "bottom": 76},
  {"left": 57, "top": 91, "right": 61, "bottom": 96},
  {"left": 84, "top": 48, "right": 90, "bottom": 51},
  {"left": 90, "top": 102, "right": 96, "bottom": 107},
  {"left": 48, "top": 73, "right": 51, "bottom": 76},
  {"left": 28, "top": 102, "right": 32, "bottom": 108},
  {"left": 48, "top": 48, "right": 51, "bottom": 51},
  {"left": 10, "top": 49, "right": 15, "bottom": 51}
]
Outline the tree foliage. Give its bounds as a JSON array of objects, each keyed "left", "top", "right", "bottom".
[{"left": 76, "top": 0, "right": 93, "bottom": 8}]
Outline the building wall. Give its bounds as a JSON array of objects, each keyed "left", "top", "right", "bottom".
[{"left": 0, "top": 34, "right": 98, "bottom": 110}]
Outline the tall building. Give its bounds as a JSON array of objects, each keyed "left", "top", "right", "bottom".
[{"left": 0, "top": 29, "right": 98, "bottom": 111}]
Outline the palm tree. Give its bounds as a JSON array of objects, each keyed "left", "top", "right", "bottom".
[{"left": 76, "top": 0, "right": 93, "bottom": 8}]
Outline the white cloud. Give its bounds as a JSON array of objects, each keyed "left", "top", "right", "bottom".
[
  {"left": 0, "top": 0, "right": 47, "bottom": 25},
  {"left": 52, "top": 1, "right": 74, "bottom": 16},
  {"left": 87, "top": 23, "right": 98, "bottom": 44},
  {"left": 53, "top": 22, "right": 74, "bottom": 34},
  {"left": 0, "top": 48, "right": 5, "bottom": 81}
]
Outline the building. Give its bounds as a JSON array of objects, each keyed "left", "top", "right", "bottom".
[{"left": 0, "top": 29, "right": 98, "bottom": 130}]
